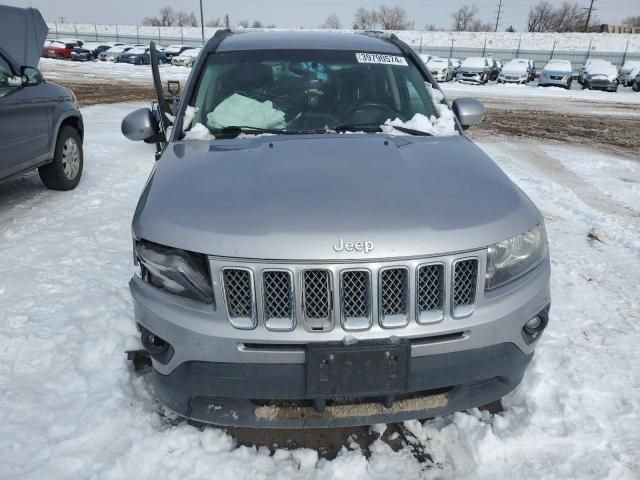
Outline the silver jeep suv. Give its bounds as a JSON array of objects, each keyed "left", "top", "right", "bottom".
[{"left": 122, "top": 31, "right": 550, "bottom": 428}]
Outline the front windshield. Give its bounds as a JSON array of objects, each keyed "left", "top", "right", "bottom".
[
  {"left": 186, "top": 49, "right": 444, "bottom": 137},
  {"left": 462, "top": 57, "right": 486, "bottom": 68},
  {"left": 428, "top": 59, "right": 448, "bottom": 68}
]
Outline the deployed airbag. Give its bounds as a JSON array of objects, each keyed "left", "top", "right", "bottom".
[{"left": 207, "top": 94, "right": 286, "bottom": 130}]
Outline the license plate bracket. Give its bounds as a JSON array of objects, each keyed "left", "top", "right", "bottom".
[{"left": 306, "top": 342, "right": 409, "bottom": 398}]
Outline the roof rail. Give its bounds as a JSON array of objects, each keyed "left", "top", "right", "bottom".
[{"left": 360, "top": 30, "right": 397, "bottom": 40}]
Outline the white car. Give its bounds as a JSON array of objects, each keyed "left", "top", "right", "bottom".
[
  {"left": 426, "top": 57, "right": 454, "bottom": 82},
  {"left": 582, "top": 60, "right": 619, "bottom": 92},
  {"left": 171, "top": 47, "right": 202, "bottom": 67},
  {"left": 498, "top": 59, "right": 530, "bottom": 84},
  {"left": 538, "top": 59, "right": 573, "bottom": 89},
  {"left": 619, "top": 60, "right": 640, "bottom": 87},
  {"left": 98, "top": 45, "right": 133, "bottom": 62}
]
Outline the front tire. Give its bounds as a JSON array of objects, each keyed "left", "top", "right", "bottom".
[{"left": 38, "top": 126, "right": 83, "bottom": 191}]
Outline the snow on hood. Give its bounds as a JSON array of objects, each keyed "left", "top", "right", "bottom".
[
  {"left": 382, "top": 84, "right": 457, "bottom": 137},
  {"left": 461, "top": 57, "right": 486, "bottom": 69},
  {"left": 501, "top": 60, "right": 528, "bottom": 74},
  {"left": 589, "top": 62, "right": 618, "bottom": 78},
  {"left": 0, "top": 5, "right": 48, "bottom": 68}
]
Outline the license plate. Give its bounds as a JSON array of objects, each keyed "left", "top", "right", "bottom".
[{"left": 306, "top": 342, "right": 409, "bottom": 397}]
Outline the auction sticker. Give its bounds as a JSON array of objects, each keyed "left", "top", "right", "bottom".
[{"left": 355, "top": 53, "right": 408, "bottom": 66}]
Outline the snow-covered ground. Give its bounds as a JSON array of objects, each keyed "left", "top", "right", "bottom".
[{"left": 1, "top": 103, "right": 639, "bottom": 479}]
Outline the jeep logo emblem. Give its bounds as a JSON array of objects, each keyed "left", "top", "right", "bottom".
[{"left": 333, "top": 238, "right": 374, "bottom": 254}]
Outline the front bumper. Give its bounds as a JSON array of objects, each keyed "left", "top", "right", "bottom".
[
  {"left": 131, "top": 251, "right": 550, "bottom": 426},
  {"left": 153, "top": 341, "right": 535, "bottom": 428}
]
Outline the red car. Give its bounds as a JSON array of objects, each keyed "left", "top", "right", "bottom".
[{"left": 42, "top": 40, "right": 77, "bottom": 59}]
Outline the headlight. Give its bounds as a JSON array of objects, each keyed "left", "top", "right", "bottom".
[
  {"left": 486, "top": 223, "right": 547, "bottom": 290},
  {"left": 134, "top": 239, "right": 214, "bottom": 303}
]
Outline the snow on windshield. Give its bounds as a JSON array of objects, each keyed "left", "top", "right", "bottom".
[
  {"left": 381, "top": 83, "right": 457, "bottom": 137},
  {"left": 502, "top": 60, "right": 528, "bottom": 72},
  {"left": 544, "top": 60, "right": 572, "bottom": 72},
  {"left": 127, "top": 48, "right": 146, "bottom": 54},
  {"left": 462, "top": 57, "right": 486, "bottom": 68},
  {"left": 427, "top": 59, "right": 448, "bottom": 68},
  {"left": 589, "top": 62, "right": 617, "bottom": 77}
]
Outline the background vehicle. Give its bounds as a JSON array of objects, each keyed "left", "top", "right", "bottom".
[
  {"left": 450, "top": 58, "right": 462, "bottom": 72},
  {"left": 98, "top": 45, "right": 133, "bottom": 62},
  {"left": 171, "top": 46, "right": 201, "bottom": 67},
  {"left": 121, "top": 31, "right": 550, "bottom": 428},
  {"left": 70, "top": 43, "right": 111, "bottom": 61},
  {"left": 163, "top": 44, "right": 193, "bottom": 59},
  {"left": 498, "top": 59, "right": 530, "bottom": 84},
  {"left": 118, "top": 47, "right": 167, "bottom": 65},
  {"left": 538, "top": 59, "right": 573, "bottom": 89},
  {"left": 0, "top": 6, "right": 84, "bottom": 190},
  {"left": 582, "top": 60, "right": 618, "bottom": 92},
  {"left": 619, "top": 60, "right": 640, "bottom": 87},
  {"left": 426, "top": 57, "right": 454, "bottom": 82},
  {"left": 633, "top": 73, "right": 640, "bottom": 92},
  {"left": 58, "top": 37, "right": 84, "bottom": 48},
  {"left": 457, "top": 57, "right": 492, "bottom": 84},
  {"left": 578, "top": 58, "right": 607, "bottom": 84},
  {"left": 42, "top": 40, "right": 77, "bottom": 59}
]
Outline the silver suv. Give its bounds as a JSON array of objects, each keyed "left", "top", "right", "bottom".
[{"left": 122, "top": 31, "right": 550, "bottom": 428}]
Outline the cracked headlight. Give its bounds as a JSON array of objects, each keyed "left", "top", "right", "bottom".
[
  {"left": 485, "top": 223, "right": 547, "bottom": 290},
  {"left": 134, "top": 239, "right": 214, "bottom": 303}
]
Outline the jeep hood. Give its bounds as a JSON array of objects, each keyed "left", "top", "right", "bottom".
[
  {"left": 0, "top": 6, "right": 48, "bottom": 68},
  {"left": 133, "top": 134, "right": 540, "bottom": 260}
]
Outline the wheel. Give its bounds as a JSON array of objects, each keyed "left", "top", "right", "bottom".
[{"left": 38, "top": 126, "right": 83, "bottom": 191}]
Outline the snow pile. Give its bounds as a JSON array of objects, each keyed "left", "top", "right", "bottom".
[
  {"left": 206, "top": 94, "right": 286, "bottom": 130},
  {"left": 183, "top": 122, "right": 214, "bottom": 141},
  {"left": 0, "top": 103, "right": 639, "bottom": 479},
  {"left": 382, "top": 84, "right": 457, "bottom": 136}
]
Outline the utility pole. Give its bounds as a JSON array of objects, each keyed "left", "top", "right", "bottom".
[
  {"left": 199, "top": 0, "right": 205, "bottom": 43},
  {"left": 584, "top": 0, "right": 596, "bottom": 32},
  {"left": 494, "top": 0, "right": 503, "bottom": 32}
]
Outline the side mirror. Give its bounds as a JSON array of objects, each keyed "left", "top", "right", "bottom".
[
  {"left": 121, "top": 108, "right": 160, "bottom": 141},
  {"left": 451, "top": 97, "right": 485, "bottom": 130},
  {"left": 21, "top": 67, "right": 42, "bottom": 86}
]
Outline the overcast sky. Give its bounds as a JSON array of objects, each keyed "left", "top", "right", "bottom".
[{"left": 4, "top": 0, "right": 639, "bottom": 31}]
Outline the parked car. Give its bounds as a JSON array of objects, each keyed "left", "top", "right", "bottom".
[
  {"left": 582, "top": 60, "right": 619, "bottom": 92},
  {"left": 0, "top": 6, "right": 84, "bottom": 190},
  {"left": 121, "top": 31, "right": 550, "bottom": 428},
  {"left": 497, "top": 59, "right": 530, "bottom": 84},
  {"left": 456, "top": 57, "right": 493, "bottom": 84},
  {"left": 98, "top": 45, "right": 133, "bottom": 62},
  {"left": 426, "top": 57, "right": 454, "bottom": 82},
  {"left": 632, "top": 72, "right": 640, "bottom": 92},
  {"left": 70, "top": 43, "right": 112, "bottom": 61},
  {"left": 58, "top": 37, "right": 84, "bottom": 48},
  {"left": 118, "top": 47, "right": 168, "bottom": 65},
  {"left": 163, "top": 44, "right": 193, "bottom": 59},
  {"left": 578, "top": 59, "right": 608, "bottom": 84},
  {"left": 619, "top": 60, "right": 640, "bottom": 87},
  {"left": 450, "top": 58, "right": 462, "bottom": 71},
  {"left": 42, "top": 40, "right": 77, "bottom": 59},
  {"left": 538, "top": 59, "right": 573, "bottom": 89},
  {"left": 171, "top": 47, "right": 201, "bottom": 67}
]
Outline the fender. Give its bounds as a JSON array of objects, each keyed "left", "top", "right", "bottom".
[{"left": 46, "top": 109, "right": 84, "bottom": 160}]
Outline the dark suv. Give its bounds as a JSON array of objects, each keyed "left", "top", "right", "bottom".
[{"left": 0, "top": 6, "right": 84, "bottom": 190}]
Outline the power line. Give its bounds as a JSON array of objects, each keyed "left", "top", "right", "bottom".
[
  {"left": 494, "top": 0, "right": 503, "bottom": 32},
  {"left": 584, "top": 0, "right": 596, "bottom": 32}
]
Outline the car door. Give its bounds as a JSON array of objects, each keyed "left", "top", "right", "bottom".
[{"left": 0, "top": 54, "right": 50, "bottom": 179}]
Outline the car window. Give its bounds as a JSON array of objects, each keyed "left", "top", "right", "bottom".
[
  {"left": 188, "top": 49, "right": 440, "bottom": 134},
  {"left": 0, "top": 56, "right": 21, "bottom": 98}
]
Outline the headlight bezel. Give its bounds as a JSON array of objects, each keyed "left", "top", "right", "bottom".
[
  {"left": 134, "top": 239, "right": 214, "bottom": 303},
  {"left": 485, "top": 222, "right": 547, "bottom": 291}
]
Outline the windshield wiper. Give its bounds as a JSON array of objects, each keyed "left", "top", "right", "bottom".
[
  {"left": 332, "top": 123, "right": 383, "bottom": 133},
  {"left": 210, "top": 125, "right": 292, "bottom": 137},
  {"left": 386, "top": 125, "right": 434, "bottom": 136}
]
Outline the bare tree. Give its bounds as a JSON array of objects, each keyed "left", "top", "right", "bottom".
[
  {"left": 142, "top": 16, "right": 161, "bottom": 26},
  {"left": 353, "top": 8, "right": 378, "bottom": 30},
  {"left": 451, "top": 5, "right": 478, "bottom": 31},
  {"left": 174, "top": 10, "right": 195, "bottom": 27},
  {"left": 238, "top": 19, "right": 249, "bottom": 28},
  {"left": 424, "top": 23, "right": 440, "bottom": 31},
  {"left": 224, "top": 14, "right": 230, "bottom": 28},
  {"left": 206, "top": 18, "right": 222, "bottom": 27},
  {"left": 159, "top": 6, "right": 176, "bottom": 26},
  {"left": 378, "top": 5, "right": 410, "bottom": 30},
  {"left": 622, "top": 15, "right": 640, "bottom": 26},
  {"left": 527, "top": 1, "right": 555, "bottom": 32},
  {"left": 266, "top": 24, "right": 277, "bottom": 28},
  {"left": 552, "top": 2, "right": 587, "bottom": 32},
  {"left": 471, "top": 19, "right": 494, "bottom": 32},
  {"left": 321, "top": 13, "right": 343, "bottom": 29},
  {"left": 251, "top": 20, "right": 263, "bottom": 28}
]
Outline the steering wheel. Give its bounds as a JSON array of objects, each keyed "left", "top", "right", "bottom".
[{"left": 349, "top": 102, "right": 406, "bottom": 123}]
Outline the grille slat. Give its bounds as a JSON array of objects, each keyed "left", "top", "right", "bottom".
[
  {"left": 417, "top": 264, "right": 445, "bottom": 324},
  {"left": 262, "top": 270, "right": 294, "bottom": 331},
  {"left": 222, "top": 268, "right": 256, "bottom": 329},
  {"left": 380, "top": 268, "right": 409, "bottom": 328},
  {"left": 341, "top": 270, "right": 371, "bottom": 330},
  {"left": 303, "top": 270, "right": 332, "bottom": 330},
  {"left": 452, "top": 259, "right": 478, "bottom": 318}
]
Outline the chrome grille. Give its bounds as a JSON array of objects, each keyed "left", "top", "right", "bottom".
[
  {"left": 341, "top": 270, "right": 371, "bottom": 330},
  {"left": 417, "top": 263, "right": 444, "bottom": 323},
  {"left": 303, "top": 270, "right": 332, "bottom": 328},
  {"left": 262, "top": 270, "right": 294, "bottom": 331},
  {"left": 380, "top": 267, "right": 409, "bottom": 327},
  {"left": 222, "top": 268, "right": 255, "bottom": 329},
  {"left": 452, "top": 259, "right": 478, "bottom": 318}
]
